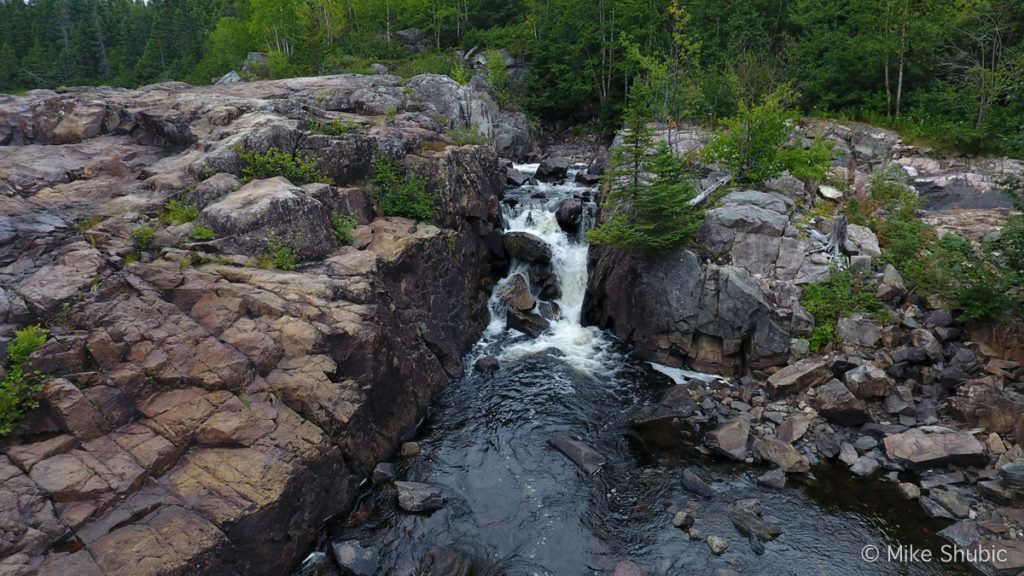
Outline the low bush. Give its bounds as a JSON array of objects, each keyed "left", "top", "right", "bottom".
[
  {"left": 449, "top": 127, "right": 488, "bottom": 146},
  {"left": 305, "top": 119, "right": 360, "bottom": 136},
  {"left": 258, "top": 233, "right": 297, "bottom": 271},
  {"left": 801, "top": 269, "right": 886, "bottom": 351},
  {"left": 160, "top": 199, "right": 200, "bottom": 225},
  {"left": 331, "top": 213, "right": 357, "bottom": 245},
  {"left": 132, "top": 225, "right": 155, "bottom": 250},
  {"left": 190, "top": 225, "right": 216, "bottom": 241},
  {"left": 236, "top": 147, "right": 330, "bottom": 185},
  {"left": 371, "top": 156, "right": 436, "bottom": 221},
  {"left": 1, "top": 325, "right": 48, "bottom": 436}
]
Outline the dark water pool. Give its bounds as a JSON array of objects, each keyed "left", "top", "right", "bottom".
[{"left": 307, "top": 349, "right": 968, "bottom": 576}]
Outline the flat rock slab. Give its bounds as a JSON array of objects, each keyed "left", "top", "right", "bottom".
[
  {"left": 883, "top": 427, "right": 987, "bottom": 469},
  {"left": 766, "top": 357, "right": 830, "bottom": 397},
  {"left": 548, "top": 435, "right": 606, "bottom": 475},
  {"left": 395, "top": 481, "right": 445, "bottom": 512}
]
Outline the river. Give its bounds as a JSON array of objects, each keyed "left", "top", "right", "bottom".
[{"left": 297, "top": 165, "right": 967, "bottom": 576}]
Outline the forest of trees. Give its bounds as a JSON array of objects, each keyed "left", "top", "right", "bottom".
[{"left": 0, "top": 0, "right": 1022, "bottom": 156}]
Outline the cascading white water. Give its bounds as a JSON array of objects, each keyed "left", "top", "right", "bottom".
[{"left": 475, "top": 164, "right": 618, "bottom": 375}]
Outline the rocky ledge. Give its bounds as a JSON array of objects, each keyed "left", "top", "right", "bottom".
[{"left": 0, "top": 74, "right": 518, "bottom": 575}]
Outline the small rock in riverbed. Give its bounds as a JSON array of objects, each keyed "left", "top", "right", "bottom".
[
  {"left": 548, "top": 435, "right": 606, "bottom": 475},
  {"left": 757, "top": 469, "right": 787, "bottom": 489},
  {"left": 688, "top": 527, "right": 703, "bottom": 541},
  {"left": 850, "top": 455, "right": 880, "bottom": 477},
  {"left": 395, "top": 481, "right": 445, "bottom": 512},
  {"left": 474, "top": 355, "right": 500, "bottom": 373},
  {"left": 754, "top": 438, "right": 809, "bottom": 473},
  {"left": 838, "top": 442, "right": 859, "bottom": 466},
  {"left": 776, "top": 416, "right": 809, "bottom": 443},
  {"left": 506, "top": 308, "right": 550, "bottom": 337},
  {"left": 419, "top": 547, "right": 471, "bottom": 576},
  {"left": 748, "top": 532, "right": 765, "bottom": 555},
  {"left": 672, "top": 511, "right": 695, "bottom": 529},
  {"left": 731, "top": 498, "right": 782, "bottom": 542},
  {"left": 399, "top": 442, "right": 420, "bottom": 457},
  {"left": 332, "top": 540, "right": 379, "bottom": 576},
  {"left": 706, "top": 536, "right": 729, "bottom": 555},
  {"left": 372, "top": 462, "right": 395, "bottom": 485},
  {"left": 682, "top": 468, "right": 715, "bottom": 498},
  {"left": 898, "top": 482, "right": 921, "bottom": 500}
]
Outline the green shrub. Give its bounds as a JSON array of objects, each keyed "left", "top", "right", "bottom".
[
  {"left": 258, "top": 233, "right": 296, "bottom": 271},
  {"left": 190, "top": 225, "right": 216, "bottom": 241},
  {"left": 1, "top": 325, "right": 48, "bottom": 436},
  {"left": 704, "top": 85, "right": 831, "bottom": 183},
  {"left": 132, "top": 225, "right": 155, "bottom": 250},
  {"left": 371, "top": 156, "right": 436, "bottom": 221},
  {"left": 801, "top": 269, "right": 885, "bottom": 351},
  {"left": 75, "top": 216, "right": 104, "bottom": 233},
  {"left": 331, "top": 213, "right": 357, "bottom": 245},
  {"left": 160, "top": 199, "right": 200, "bottom": 225},
  {"left": 305, "top": 119, "right": 360, "bottom": 136},
  {"left": 236, "top": 147, "right": 331, "bottom": 185},
  {"left": 449, "top": 127, "right": 488, "bottom": 146}
]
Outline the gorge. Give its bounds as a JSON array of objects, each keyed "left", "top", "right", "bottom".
[{"left": 1, "top": 72, "right": 1023, "bottom": 576}]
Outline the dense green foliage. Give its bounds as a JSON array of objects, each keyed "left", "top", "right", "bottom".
[
  {"left": 850, "top": 175, "right": 1022, "bottom": 322},
  {"left": 237, "top": 147, "right": 330, "bottom": 185},
  {"left": 588, "top": 87, "right": 703, "bottom": 254},
  {"left": 704, "top": 86, "right": 832, "bottom": 182},
  {"left": 1, "top": 325, "right": 48, "bottom": 437},
  {"left": 2, "top": 0, "right": 1021, "bottom": 155},
  {"left": 131, "top": 224, "right": 155, "bottom": 250},
  {"left": 191, "top": 225, "right": 216, "bottom": 241},
  {"left": 801, "top": 269, "right": 885, "bottom": 351},
  {"left": 371, "top": 156, "right": 435, "bottom": 221},
  {"left": 331, "top": 213, "right": 357, "bottom": 245}
]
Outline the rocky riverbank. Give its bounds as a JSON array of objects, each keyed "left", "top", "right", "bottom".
[
  {"left": 583, "top": 121, "right": 1024, "bottom": 575},
  {"left": 0, "top": 74, "right": 524, "bottom": 575}
]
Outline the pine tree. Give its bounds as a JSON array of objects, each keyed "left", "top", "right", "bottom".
[{"left": 588, "top": 82, "right": 703, "bottom": 255}]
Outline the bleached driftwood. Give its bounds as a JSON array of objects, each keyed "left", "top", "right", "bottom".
[
  {"left": 807, "top": 215, "right": 859, "bottom": 268},
  {"left": 690, "top": 175, "right": 732, "bottom": 207}
]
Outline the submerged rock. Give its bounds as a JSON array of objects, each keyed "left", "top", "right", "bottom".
[
  {"left": 731, "top": 498, "right": 782, "bottom": 542},
  {"left": 418, "top": 547, "right": 472, "bottom": 576},
  {"left": 395, "top": 481, "right": 445, "bottom": 512},
  {"left": 548, "top": 435, "right": 606, "bottom": 475},
  {"left": 681, "top": 468, "right": 715, "bottom": 498},
  {"left": 507, "top": 309, "right": 550, "bottom": 337},
  {"left": 332, "top": 540, "right": 379, "bottom": 576},
  {"left": 474, "top": 355, "right": 500, "bottom": 373}
]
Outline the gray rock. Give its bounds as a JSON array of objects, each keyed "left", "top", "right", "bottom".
[
  {"left": 555, "top": 197, "right": 584, "bottom": 235},
  {"left": 919, "top": 496, "right": 955, "bottom": 520},
  {"left": 681, "top": 468, "right": 715, "bottom": 498},
  {"left": 332, "top": 540, "right": 379, "bottom": 576},
  {"left": 836, "top": 315, "right": 882, "bottom": 349},
  {"left": 757, "top": 468, "right": 787, "bottom": 489},
  {"left": 507, "top": 309, "right": 550, "bottom": 337},
  {"left": 850, "top": 455, "right": 880, "bottom": 477},
  {"left": 1000, "top": 459, "right": 1024, "bottom": 487},
  {"left": 853, "top": 436, "right": 878, "bottom": 452},
  {"left": 418, "top": 547, "right": 471, "bottom": 576},
  {"left": 719, "top": 190, "right": 793, "bottom": 214},
  {"left": 503, "top": 231, "right": 552, "bottom": 264},
  {"left": 672, "top": 511, "right": 695, "bottom": 529},
  {"left": 898, "top": 482, "right": 921, "bottom": 500},
  {"left": 767, "top": 357, "right": 831, "bottom": 397},
  {"left": 929, "top": 487, "right": 970, "bottom": 518},
  {"left": 535, "top": 157, "right": 570, "bottom": 182},
  {"left": 395, "top": 481, "right": 445, "bottom": 512},
  {"left": 371, "top": 463, "right": 395, "bottom": 485},
  {"left": 811, "top": 380, "right": 870, "bottom": 426},
  {"left": 882, "top": 264, "right": 906, "bottom": 289},
  {"left": 705, "top": 417, "right": 750, "bottom": 461},
  {"left": 548, "top": 435, "right": 606, "bottom": 475},
  {"left": 731, "top": 498, "right": 782, "bottom": 541},
  {"left": 839, "top": 442, "right": 860, "bottom": 466},
  {"left": 777, "top": 416, "right": 810, "bottom": 444},
  {"left": 844, "top": 363, "right": 892, "bottom": 399},
  {"left": 706, "top": 536, "right": 729, "bottom": 555},
  {"left": 939, "top": 520, "right": 980, "bottom": 549},
  {"left": 754, "top": 438, "right": 809, "bottom": 473},
  {"left": 505, "top": 168, "right": 530, "bottom": 187},
  {"left": 883, "top": 427, "right": 987, "bottom": 469},
  {"left": 847, "top": 224, "right": 881, "bottom": 257}
]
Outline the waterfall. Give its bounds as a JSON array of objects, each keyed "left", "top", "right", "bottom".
[{"left": 475, "top": 164, "right": 617, "bottom": 375}]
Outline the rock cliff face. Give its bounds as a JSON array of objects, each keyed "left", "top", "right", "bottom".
[{"left": 0, "top": 74, "right": 513, "bottom": 575}]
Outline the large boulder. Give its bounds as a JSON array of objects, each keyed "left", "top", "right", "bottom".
[
  {"left": 535, "top": 157, "right": 571, "bottom": 182},
  {"left": 883, "top": 427, "right": 987, "bottom": 469},
  {"left": 811, "top": 379, "right": 870, "bottom": 426},
  {"left": 503, "top": 231, "right": 552, "bottom": 264},
  {"left": 199, "top": 176, "right": 336, "bottom": 261}
]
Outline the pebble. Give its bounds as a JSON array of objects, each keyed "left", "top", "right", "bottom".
[
  {"left": 706, "top": 536, "right": 729, "bottom": 555},
  {"left": 898, "top": 482, "right": 921, "bottom": 500},
  {"left": 672, "top": 511, "right": 694, "bottom": 529},
  {"left": 399, "top": 442, "right": 420, "bottom": 457}
]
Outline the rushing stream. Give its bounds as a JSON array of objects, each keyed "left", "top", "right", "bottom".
[{"left": 300, "top": 166, "right": 969, "bottom": 576}]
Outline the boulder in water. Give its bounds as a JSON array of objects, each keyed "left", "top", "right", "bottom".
[
  {"left": 395, "top": 481, "right": 445, "bottom": 512},
  {"left": 706, "top": 535, "right": 729, "bottom": 555},
  {"left": 505, "top": 168, "right": 530, "bottom": 187},
  {"left": 503, "top": 231, "right": 552, "bottom": 264},
  {"left": 575, "top": 171, "right": 601, "bottom": 186},
  {"left": 548, "top": 435, "right": 606, "bottom": 475},
  {"left": 507, "top": 308, "right": 550, "bottom": 337},
  {"left": 681, "top": 468, "right": 715, "bottom": 498},
  {"left": 496, "top": 274, "right": 535, "bottom": 311},
  {"left": 331, "top": 540, "right": 379, "bottom": 576},
  {"left": 555, "top": 197, "right": 584, "bottom": 235},
  {"left": 535, "top": 157, "right": 571, "bottom": 182},
  {"left": 731, "top": 498, "right": 782, "bottom": 542},
  {"left": 474, "top": 355, "right": 500, "bottom": 373},
  {"left": 371, "top": 462, "right": 395, "bottom": 485}
]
